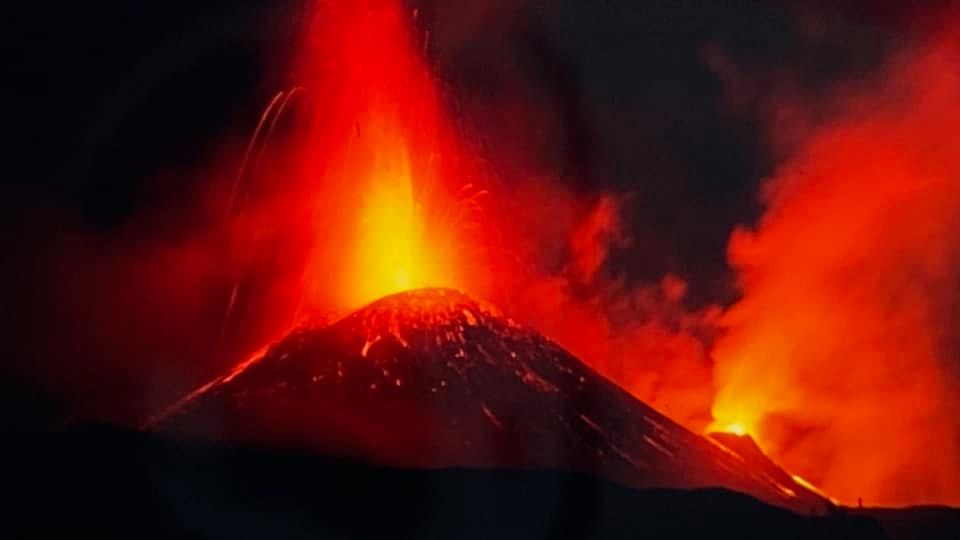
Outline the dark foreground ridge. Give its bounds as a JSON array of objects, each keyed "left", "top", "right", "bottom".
[
  {"left": 153, "top": 288, "right": 826, "bottom": 514},
  {"left": 5, "top": 425, "right": 887, "bottom": 540},
  {"left": 851, "top": 506, "right": 960, "bottom": 540}
]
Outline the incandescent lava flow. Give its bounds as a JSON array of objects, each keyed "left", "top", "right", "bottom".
[{"left": 154, "top": 288, "right": 828, "bottom": 514}]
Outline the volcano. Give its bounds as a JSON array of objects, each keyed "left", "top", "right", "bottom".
[{"left": 153, "top": 288, "right": 827, "bottom": 514}]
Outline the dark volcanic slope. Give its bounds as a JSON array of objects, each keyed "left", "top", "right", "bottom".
[{"left": 154, "top": 288, "right": 827, "bottom": 514}]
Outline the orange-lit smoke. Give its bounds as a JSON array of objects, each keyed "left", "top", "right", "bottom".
[
  {"left": 711, "top": 19, "right": 960, "bottom": 506},
  {"left": 507, "top": 192, "right": 720, "bottom": 431}
]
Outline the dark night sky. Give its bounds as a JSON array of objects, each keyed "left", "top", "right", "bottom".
[{"left": 1, "top": 1, "right": 915, "bottom": 426}]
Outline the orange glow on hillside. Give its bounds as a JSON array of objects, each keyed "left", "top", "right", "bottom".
[{"left": 708, "top": 393, "right": 767, "bottom": 441}]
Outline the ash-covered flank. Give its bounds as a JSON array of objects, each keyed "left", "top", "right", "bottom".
[{"left": 153, "top": 288, "right": 827, "bottom": 514}]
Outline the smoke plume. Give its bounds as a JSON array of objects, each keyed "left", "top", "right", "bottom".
[{"left": 711, "top": 14, "right": 960, "bottom": 506}]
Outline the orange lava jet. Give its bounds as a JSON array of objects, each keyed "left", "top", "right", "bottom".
[
  {"left": 339, "top": 118, "right": 457, "bottom": 306},
  {"left": 290, "top": 1, "right": 495, "bottom": 315}
]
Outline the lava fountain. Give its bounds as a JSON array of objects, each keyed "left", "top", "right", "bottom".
[{"left": 287, "top": 0, "right": 496, "bottom": 315}]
